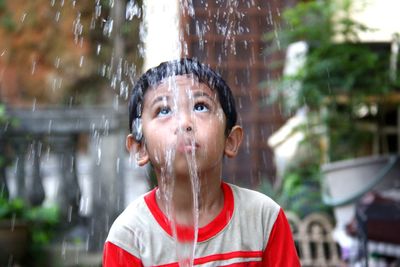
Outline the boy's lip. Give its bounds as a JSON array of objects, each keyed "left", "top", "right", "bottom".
[{"left": 176, "top": 139, "right": 199, "bottom": 153}]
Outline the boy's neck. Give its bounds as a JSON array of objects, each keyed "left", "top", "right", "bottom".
[{"left": 155, "top": 168, "right": 224, "bottom": 227}]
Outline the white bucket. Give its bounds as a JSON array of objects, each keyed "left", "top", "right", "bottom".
[{"left": 321, "top": 155, "right": 400, "bottom": 229}]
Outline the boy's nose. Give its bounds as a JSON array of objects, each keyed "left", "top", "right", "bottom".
[{"left": 176, "top": 111, "right": 194, "bottom": 134}]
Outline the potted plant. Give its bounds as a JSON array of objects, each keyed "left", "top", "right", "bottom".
[
  {"left": 0, "top": 196, "right": 59, "bottom": 265},
  {"left": 0, "top": 197, "right": 30, "bottom": 264}
]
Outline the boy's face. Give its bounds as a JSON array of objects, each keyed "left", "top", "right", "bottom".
[{"left": 134, "top": 75, "right": 233, "bottom": 175}]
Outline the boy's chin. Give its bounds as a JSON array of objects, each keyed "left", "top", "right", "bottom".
[
  {"left": 173, "top": 157, "right": 215, "bottom": 179},
  {"left": 173, "top": 160, "right": 198, "bottom": 177}
]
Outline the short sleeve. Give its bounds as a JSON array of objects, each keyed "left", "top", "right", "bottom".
[
  {"left": 262, "top": 208, "right": 301, "bottom": 267},
  {"left": 103, "top": 241, "right": 143, "bottom": 267}
]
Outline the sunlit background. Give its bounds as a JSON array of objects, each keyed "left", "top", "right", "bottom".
[{"left": 0, "top": 0, "right": 399, "bottom": 266}]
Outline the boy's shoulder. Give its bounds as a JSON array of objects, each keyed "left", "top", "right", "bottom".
[
  {"left": 115, "top": 190, "right": 151, "bottom": 222},
  {"left": 223, "top": 183, "right": 283, "bottom": 250},
  {"left": 227, "top": 183, "right": 281, "bottom": 215},
  {"left": 105, "top": 190, "right": 155, "bottom": 254}
]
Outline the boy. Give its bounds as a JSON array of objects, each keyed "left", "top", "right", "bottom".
[{"left": 103, "top": 58, "right": 300, "bottom": 266}]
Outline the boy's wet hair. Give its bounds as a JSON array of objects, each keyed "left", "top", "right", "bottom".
[{"left": 128, "top": 58, "right": 237, "bottom": 140}]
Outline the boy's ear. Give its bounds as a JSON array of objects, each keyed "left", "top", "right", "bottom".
[
  {"left": 224, "top": 125, "right": 243, "bottom": 158},
  {"left": 126, "top": 134, "right": 149, "bottom": 166}
]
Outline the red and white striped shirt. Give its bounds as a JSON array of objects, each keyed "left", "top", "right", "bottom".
[{"left": 103, "top": 182, "right": 300, "bottom": 267}]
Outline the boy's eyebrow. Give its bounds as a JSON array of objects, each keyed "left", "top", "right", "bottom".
[
  {"left": 150, "top": 95, "right": 170, "bottom": 106},
  {"left": 192, "top": 91, "right": 216, "bottom": 102}
]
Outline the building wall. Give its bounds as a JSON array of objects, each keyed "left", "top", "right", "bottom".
[{"left": 180, "top": 0, "right": 289, "bottom": 188}]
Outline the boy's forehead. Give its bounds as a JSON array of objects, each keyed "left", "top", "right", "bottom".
[{"left": 147, "top": 75, "right": 215, "bottom": 96}]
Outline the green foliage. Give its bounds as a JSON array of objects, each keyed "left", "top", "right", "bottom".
[
  {"left": 0, "top": 104, "right": 18, "bottom": 129},
  {"left": 0, "top": 197, "right": 25, "bottom": 218},
  {"left": 259, "top": 164, "right": 331, "bottom": 218},
  {"left": 0, "top": 104, "right": 18, "bottom": 171},
  {"left": 26, "top": 205, "right": 59, "bottom": 246},
  {"left": 265, "top": 0, "right": 400, "bottom": 113},
  {"left": 0, "top": 196, "right": 60, "bottom": 247},
  {"left": 0, "top": 104, "right": 7, "bottom": 125},
  {"left": 280, "top": 164, "right": 331, "bottom": 218},
  {"left": 0, "top": 1, "right": 15, "bottom": 32},
  {"left": 0, "top": 13, "right": 15, "bottom": 31}
]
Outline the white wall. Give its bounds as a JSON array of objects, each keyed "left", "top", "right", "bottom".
[
  {"left": 352, "top": 0, "right": 400, "bottom": 42},
  {"left": 142, "top": 0, "right": 181, "bottom": 70}
]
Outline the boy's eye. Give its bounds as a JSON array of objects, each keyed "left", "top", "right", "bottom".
[
  {"left": 194, "top": 103, "right": 209, "bottom": 113},
  {"left": 157, "top": 106, "right": 172, "bottom": 117}
]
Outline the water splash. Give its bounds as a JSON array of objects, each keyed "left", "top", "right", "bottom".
[
  {"left": 96, "top": 44, "right": 102, "bottom": 55},
  {"left": 31, "top": 60, "right": 37, "bottom": 75},
  {"left": 157, "top": 76, "right": 202, "bottom": 266},
  {"left": 95, "top": 1, "right": 102, "bottom": 19},
  {"left": 126, "top": 0, "right": 141, "bottom": 20},
  {"left": 54, "top": 57, "right": 61, "bottom": 68},
  {"left": 78, "top": 56, "right": 84, "bottom": 67},
  {"left": 32, "top": 98, "right": 37, "bottom": 112},
  {"left": 73, "top": 12, "right": 84, "bottom": 44},
  {"left": 55, "top": 11, "right": 61, "bottom": 22},
  {"left": 103, "top": 18, "right": 114, "bottom": 37},
  {"left": 20, "top": 13, "right": 27, "bottom": 23}
]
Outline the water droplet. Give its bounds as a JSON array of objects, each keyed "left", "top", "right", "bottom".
[
  {"left": 110, "top": 75, "right": 117, "bottom": 89},
  {"left": 45, "top": 146, "right": 51, "bottom": 161},
  {"left": 55, "top": 11, "right": 61, "bottom": 22},
  {"left": 20, "top": 13, "right": 27, "bottom": 23},
  {"left": 116, "top": 157, "right": 120, "bottom": 173},
  {"left": 54, "top": 57, "right": 61, "bottom": 68},
  {"left": 97, "top": 44, "right": 101, "bottom": 55},
  {"left": 126, "top": 0, "right": 141, "bottom": 20},
  {"left": 48, "top": 120, "right": 52, "bottom": 134},
  {"left": 103, "top": 18, "right": 113, "bottom": 37},
  {"left": 73, "top": 13, "right": 83, "bottom": 44},
  {"left": 96, "top": 147, "right": 102, "bottom": 165},
  {"left": 103, "top": 119, "right": 110, "bottom": 135},
  {"left": 95, "top": 3, "right": 102, "bottom": 18},
  {"left": 11, "top": 213, "right": 16, "bottom": 231},
  {"left": 13, "top": 158, "right": 20, "bottom": 176},
  {"left": 31, "top": 61, "right": 37, "bottom": 75},
  {"left": 113, "top": 95, "right": 119, "bottom": 110},
  {"left": 1, "top": 120, "right": 8, "bottom": 133},
  {"left": 61, "top": 240, "right": 67, "bottom": 257},
  {"left": 120, "top": 81, "right": 129, "bottom": 99},
  {"left": 276, "top": 8, "right": 281, "bottom": 17},
  {"left": 32, "top": 98, "right": 36, "bottom": 112},
  {"left": 79, "top": 56, "right": 84, "bottom": 67},
  {"left": 100, "top": 64, "right": 107, "bottom": 77}
]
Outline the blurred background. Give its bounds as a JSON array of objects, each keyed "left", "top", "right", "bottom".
[{"left": 0, "top": 0, "right": 399, "bottom": 266}]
